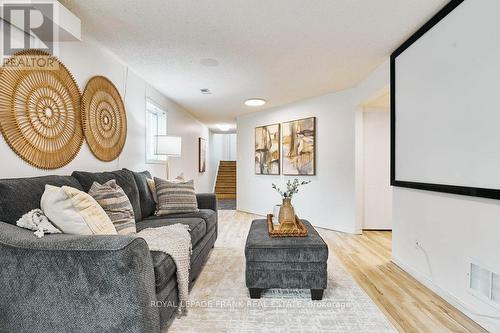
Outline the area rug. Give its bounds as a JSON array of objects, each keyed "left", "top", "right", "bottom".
[{"left": 168, "top": 213, "right": 396, "bottom": 332}]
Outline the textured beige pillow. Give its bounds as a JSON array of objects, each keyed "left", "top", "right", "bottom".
[
  {"left": 146, "top": 178, "right": 159, "bottom": 204},
  {"left": 41, "top": 185, "right": 117, "bottom": 235}
]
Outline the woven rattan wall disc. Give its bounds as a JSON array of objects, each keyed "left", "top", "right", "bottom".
[
  {"left": 82, "top": 76, "right": 127, "bottom": 161},
  {"left": 0, "top": 50, "right": 83, "bottom": 169}
]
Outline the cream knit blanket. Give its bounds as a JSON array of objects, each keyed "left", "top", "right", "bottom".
[{"left": 138, "top": 224, "right": 192, "bottom": 316}]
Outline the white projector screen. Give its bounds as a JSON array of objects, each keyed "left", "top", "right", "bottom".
[{"left": 392, "top": 0, "right": 500, "bottom": 198}]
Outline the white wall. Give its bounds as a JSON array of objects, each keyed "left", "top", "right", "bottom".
[
  {"left": 362, "top": 109, "right": 392, "bottom": 230},
  {"left": 237, "top": 61, "right": 388, "bottom": 233},
  {"left": 145, "top": 86, "right": 210, "bottom": 192},
  {"left": 393, "top": 189, "right": 500, "bottom": 331},
  {"left": 0, "top": 26, "right": 211, "bottom": 192}
]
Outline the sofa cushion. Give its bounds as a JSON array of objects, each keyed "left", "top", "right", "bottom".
[
  {"left": 136, "top": 217, "right": 206, "bottom": 247},
  {"left": 160, "top": 209, "right": 216, "bottom": 232},
  {"left": 124, "top": 169, "right": 156, "bottom": 219},
  {"left": 150, "top": 251, "right": 176, "bottom": 292},
  {"left": 0, "top": 175, "right": 83, "bottom": 225},
  {"left": 72, "top": 170, "right": 142, "bottom": 221}
]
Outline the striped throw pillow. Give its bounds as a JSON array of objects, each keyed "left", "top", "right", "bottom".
[
  {"left": 146, "top": 173, "right": 186, "bottom": 204},
  {"left": 154, "top": 177, "right": 199, "bottom": 215},
  {"left": 89, "top": 180, "right": 136, "bottom": 235}
]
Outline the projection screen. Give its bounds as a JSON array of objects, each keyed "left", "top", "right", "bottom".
[{"left": 391, "top": 0, "right": 500, "bottom": 199}]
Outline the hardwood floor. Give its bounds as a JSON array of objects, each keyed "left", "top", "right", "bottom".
[{"left": 319, "top": 229, "right": 487, "bottom": 333}]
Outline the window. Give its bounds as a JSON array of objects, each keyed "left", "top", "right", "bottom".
[{"left": 146, "top": 100, "right": 167, "bottom": 163}]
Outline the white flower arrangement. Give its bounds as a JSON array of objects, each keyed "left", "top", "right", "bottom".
[{"left": 272, "top": 178, "right": 311, "bottom": 199}]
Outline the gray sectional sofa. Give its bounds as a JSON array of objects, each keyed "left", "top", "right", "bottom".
[{"left": 0, "top": 169, "right": 217, "bottom": 333}]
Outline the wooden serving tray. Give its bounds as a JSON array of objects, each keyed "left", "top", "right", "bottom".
[{"left": 267, "top": 214, "right": 308, "bottom": 237}]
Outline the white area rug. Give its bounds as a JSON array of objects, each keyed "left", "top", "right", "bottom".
[{"left": 168, "top": 212, "right": 396, "bottom": 333}]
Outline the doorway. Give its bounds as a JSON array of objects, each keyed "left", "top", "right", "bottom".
[
  {"left": 209, "top": 132, "right": 237, "bottom": 210},
  {"left": 356, "top": 90, "right": 392, "bottom": 230}
]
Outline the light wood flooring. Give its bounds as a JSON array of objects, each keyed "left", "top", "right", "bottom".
[{"left": 218, "top": 211, "right": 487, "bottom": 333}]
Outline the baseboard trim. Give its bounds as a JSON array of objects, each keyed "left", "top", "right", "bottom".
[{"left": 391, "top": 258, "right": 498, "bottom": 332}]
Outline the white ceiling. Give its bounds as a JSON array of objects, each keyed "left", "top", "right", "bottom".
[{"left": 61, "top": 0, "right": 446, "bottom": 130}]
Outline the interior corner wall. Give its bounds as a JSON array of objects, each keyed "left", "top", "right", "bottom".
[
  {"left": 0, "top": 25, "right": 211, "bottom": 192},
  {"left": 236, "top": 61, "right": 389, "bottom": 233}
]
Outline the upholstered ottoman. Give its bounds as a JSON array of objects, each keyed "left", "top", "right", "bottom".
[{"left": 245, "top": 219, "right": 328, "bottom": 300}]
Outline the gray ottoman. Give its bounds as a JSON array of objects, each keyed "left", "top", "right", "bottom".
[{"left": 245, "top": 219, "right": 328, "bottom": 300}]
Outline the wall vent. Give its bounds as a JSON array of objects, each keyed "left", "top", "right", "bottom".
[{"left": 469, "top": 260, "right": 500, "bottom": 310}]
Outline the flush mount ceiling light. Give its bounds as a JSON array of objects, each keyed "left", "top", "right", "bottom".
[
  {"left": 245, "top": 98, "right": 266, "bottom": 107},
  {"left": 217, "top": 124, "right": 230, "bottom": 131}
]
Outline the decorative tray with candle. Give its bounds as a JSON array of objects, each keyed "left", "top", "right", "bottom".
[{"left": 267, "top": 214, "right": 308, "bottom": 237}]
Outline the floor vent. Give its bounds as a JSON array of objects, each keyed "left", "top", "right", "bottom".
[{"left": 469, "top": 261, "right": 500, "bottom": 309}]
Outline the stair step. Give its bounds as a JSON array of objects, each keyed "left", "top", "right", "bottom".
[
  {"left": 215, "top": 160, "right": 237, "bottom": 199},
  {"left": 216, "top": 193, "right": 236, "bottom": 199},
  {"left": 215, "top": 186, "right": 236, "bottom": 191}
]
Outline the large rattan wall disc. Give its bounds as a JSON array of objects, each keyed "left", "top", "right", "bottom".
[
  {"left": 82, "top": 76, "right": 127, "bottom": 161},
  {"left": 0, "top": 50, "right": 83, "bottom": 169}
]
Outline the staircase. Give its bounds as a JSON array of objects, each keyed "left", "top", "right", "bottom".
[{"left": 215, "top": 161, "right": 236, "bottom": 199}]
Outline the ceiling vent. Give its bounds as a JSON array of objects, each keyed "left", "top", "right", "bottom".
[
  {"left": 469, "top": 260, "right": 500, "bottom": 310},
  {"left": 200, "top": 89, "right": 211, "bottom": 95}
]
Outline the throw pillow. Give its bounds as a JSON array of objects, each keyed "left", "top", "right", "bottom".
[
  {"left": 71, "top": 170, "right": 142, "bottom": 221},
  {"left": 154, "top": 177, "right": 199, "bottom": 215},
  {"left": 16, "top": 209, "right": 61, "bottom": 238},
  {"left": 41, "top": 185, "right": 117, "bottom": 235},
  {"left": 146, "top": 178, "right": 159, "bottom": 204},
  {"left": 147, "top": 173, "right": 185, "bottom": 204},
  {"left": 89, "top": 180, "right": 136, "bottom": 235}
]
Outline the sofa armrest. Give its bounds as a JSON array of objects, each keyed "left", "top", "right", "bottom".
[
  {"left": 196, "top": 193, "right": 217, "bottom": 212},
  {"left": 0, "top": 222, "right": 160, "bottom": 333}
]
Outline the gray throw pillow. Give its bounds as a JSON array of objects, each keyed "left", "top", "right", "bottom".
[
  {"left": 89, "top": 180, "right": 136, "bottom": 235},
  {"left": 154, "top": 177, "right": 199, "bottom": 215}
]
